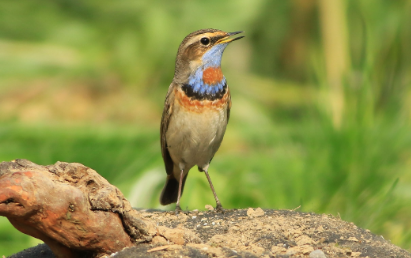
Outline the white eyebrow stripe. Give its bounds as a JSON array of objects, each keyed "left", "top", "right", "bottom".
[{"left": 183, "top": 33, "right": 217, "bottom": 48}]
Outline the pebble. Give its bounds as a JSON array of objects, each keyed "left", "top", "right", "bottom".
[
  {"left": 310, "top": 249, "right": 327, "bottom": 258},
  {"left": 247, "top": 207, "right": 265, "bottom": 217},
  {"left": 205, "top": 205, "right": 214, "bottom": 211}
]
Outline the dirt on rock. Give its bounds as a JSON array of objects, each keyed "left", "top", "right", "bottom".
[{"left": 11, "top": 208, "right": 411, "bottom": 258}]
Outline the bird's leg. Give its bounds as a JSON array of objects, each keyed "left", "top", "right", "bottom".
[
  {"left": 203, "top": 169, "right": 224, "bottom": 212},
  {"left": 175, "top": 169, "right": 184, "bottom": 214}
]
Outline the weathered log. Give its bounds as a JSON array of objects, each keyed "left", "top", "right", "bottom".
[{"left": 0, "top": 159, "right": 155, "bottom": 258}]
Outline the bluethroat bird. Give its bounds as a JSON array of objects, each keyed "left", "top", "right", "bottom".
[{"left": 159, "top": 28, "right": 244, "bottom": 212}]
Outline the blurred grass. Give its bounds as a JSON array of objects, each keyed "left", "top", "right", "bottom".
[{"left": 1, "top": 0, "right": 411, "bottom": 256}]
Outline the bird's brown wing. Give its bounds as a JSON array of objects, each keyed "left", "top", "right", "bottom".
[
  {"left": 226, "top": 87, "right": 232, "bottom": 123},
  {"left": 160, "top": 83, "right": 176, "bottom": 176}
]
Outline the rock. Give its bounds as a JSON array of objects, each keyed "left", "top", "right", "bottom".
[
  {"left": 247, "top": 207, "right": 265, "bottom": 218},
  {"left": 151, "top": 236, "right": 168, "bottom": 245},
  {"left": 157, "top": 226, "right": 185, "bottom": 245},
  {"left": 186, "top": 243, "right": 224, "bottom": 257},
  {"left": 310, "top": 249, "right": 327, "bottom": 258},
  {"left": 205, "top": 204, "right": 214, "bottom": 211}
]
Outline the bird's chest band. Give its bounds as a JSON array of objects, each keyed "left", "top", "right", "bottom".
[
  {"left": 182, "top": 81, "right": 227, "bottom": 101},
  {"left": 176, "top": 87, "right": 230, "bottom": 113}
]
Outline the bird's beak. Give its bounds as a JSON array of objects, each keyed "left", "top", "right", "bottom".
[{"left": 217, "top": 31, "right": 244, "bottom": 44}]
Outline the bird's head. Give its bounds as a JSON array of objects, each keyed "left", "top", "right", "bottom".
[{"left": 173, "top": 29, "right": 244, "bottom": 87}]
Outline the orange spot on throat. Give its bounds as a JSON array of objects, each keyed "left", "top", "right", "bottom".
[{"left": 202, "top": 67, "right": 223, "bottom": 85}]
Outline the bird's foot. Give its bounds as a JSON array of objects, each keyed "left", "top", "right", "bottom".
[
  {"left": 174, "top": 205, "right": 183, "bottom": 215},
  {"left": 215, "top": 204, "right": 225, "bottom": 213}
]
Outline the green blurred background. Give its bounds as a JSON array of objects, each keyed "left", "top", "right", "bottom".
[{"left": 1, "top": 0, "right": 411, "bottom": 255}]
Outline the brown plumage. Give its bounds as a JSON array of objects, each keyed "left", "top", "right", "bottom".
[{"left": 159, "top": 29, "right": 243, "bottom": 211}]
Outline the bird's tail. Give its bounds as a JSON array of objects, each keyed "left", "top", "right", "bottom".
[{"left": 159, "top": 174, "right": 187, "bottom": 205}]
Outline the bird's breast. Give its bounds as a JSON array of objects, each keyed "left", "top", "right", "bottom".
[
  {"left": 176, "top": 86, "right": 230, "bottom": 113},
  {"left": 167, "top": 87, "right": 229, "bottom": 171}
]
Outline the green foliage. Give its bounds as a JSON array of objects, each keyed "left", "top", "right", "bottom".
[{"left": 1, "top": 0, "right": 411, "bottom": 256}]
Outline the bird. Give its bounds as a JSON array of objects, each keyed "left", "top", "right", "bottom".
[{"left": 159, "top": 28, "right": 244, "bottom": 212}]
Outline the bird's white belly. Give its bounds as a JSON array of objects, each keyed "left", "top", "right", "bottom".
[{"left": 166, "top": 106, "right": 227, "bottom": 173}]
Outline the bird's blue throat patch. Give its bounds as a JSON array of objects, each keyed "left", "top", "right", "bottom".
[{"left": 183, "top": 43, "right": 228, "bottom": 101}]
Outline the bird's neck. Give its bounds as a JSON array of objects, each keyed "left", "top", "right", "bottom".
[{"left": 182, "top": 64, "right": 227, "bottom": 101}]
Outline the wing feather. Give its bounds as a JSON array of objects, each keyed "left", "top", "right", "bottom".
[
  {"left": 226, "top": 87, "right": 232, "bottom": 123},
  {"left": 160, "top": 83, "right": 176, "bottom": 175}
]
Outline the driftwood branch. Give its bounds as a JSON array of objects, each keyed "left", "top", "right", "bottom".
[
  {"left": 0, "top": 159, "right": 155, "bottom": 258},
  {"left": 1, "top": 159, "right": 410, "bottom": 258}
]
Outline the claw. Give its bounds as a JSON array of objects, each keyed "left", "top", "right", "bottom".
[
  {"left": 215, "top": 204, "right": 225, "bottom": 213},
  {"left": 174, "top": 205, "right": 182, "bottom": 215}
]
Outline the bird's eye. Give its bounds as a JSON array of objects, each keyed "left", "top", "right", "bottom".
[{"left": 200, "top": 37, "right": 210, "bottom": 45}]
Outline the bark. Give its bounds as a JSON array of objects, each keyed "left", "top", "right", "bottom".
[{"left": 0, "top": 159, "right": 154, "bottom": 258}]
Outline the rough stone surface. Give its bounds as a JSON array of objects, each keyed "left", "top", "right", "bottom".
[{"left": 12, "top": 208, "right": 411, "bottom": 258}]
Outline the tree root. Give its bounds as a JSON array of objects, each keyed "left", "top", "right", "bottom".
[{"left": 0, "top": 159, "right": 155, "bottom": 258}]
